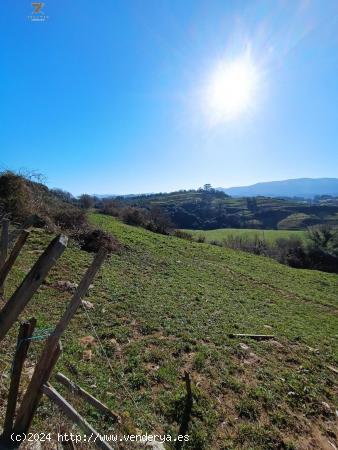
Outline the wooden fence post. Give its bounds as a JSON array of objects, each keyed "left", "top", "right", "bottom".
[
  {"left": 0, "top": 219, "right": 9, "bottom": 268},
  {"left": 2, "top": 318, "right": 37, "bottom": 441},
  {"left": 0, "top": 229, "right": 31, "bottom": 291},
  {"left": 0, "top": 219, "right": 10, "bottom": 298},
  {"left": 55, "top": 373, "right": 120, "bottom": 423},
  {"left": 42, "top": 385, "right": 114, "bottom": 450},
  {"left": 0, "top": 235, "right": 68, "bottom": 342},
  {"left": 12, "top": 342, "right": 62, "bottom": 439},
  {"left": 13, "top": 248, "right": 107, "bottom": 436}
]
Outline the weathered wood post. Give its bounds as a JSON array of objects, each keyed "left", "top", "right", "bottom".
[
  {"left": 42, "top": 385, "right": 114, "bottom": 450},
  {"left": 2, "top": 318, "right": 37, "bottom": 441},
  {"left": 0, "top": 219, "right": 10, "bottom": 298},
  {"left": 0, "top": 219, "right": 9, "bottom": 267},
  {"left": 13, "top": 248, "right": 107, "bottom": 436},
  {"left": 0, "top": 235, "right": 68, "bottom": 342},
  {"left": 0, "top": 229, "right": 31, "bottom": 291},
  {"left": 55, "top": 372, "right": 120, "bottom": 423}
]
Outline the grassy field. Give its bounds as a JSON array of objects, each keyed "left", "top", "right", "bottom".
[
  {"left": 0, "top": 214, "right": 337, "bottom": 449},
  {"left": 185, "top": 228, "right": 307, "bottom": 244}
]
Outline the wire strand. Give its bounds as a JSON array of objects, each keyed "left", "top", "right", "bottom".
[{"left": 81, "top": 303, "right": 163, "bottom": 437}]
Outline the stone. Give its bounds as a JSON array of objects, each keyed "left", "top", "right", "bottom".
[
  {"left": 321, "top": 401, "right": 332, "bottom": 413},
  {"left": 81, "top": 300, "right": 94, "bottom": 309},
  {"left": 243, "top": 352, "right": 260, "bottom": 365},
  {"left": 239, "top": 342, "right": 250, "bottom": 351},
  {"left": 54, "top": 280, "right": 78, "bottom": 292}
]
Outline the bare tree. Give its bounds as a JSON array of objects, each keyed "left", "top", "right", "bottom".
[{"left": 78, "top": 194, "right": 94, "bottom": 210}]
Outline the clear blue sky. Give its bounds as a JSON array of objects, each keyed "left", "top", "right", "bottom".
[{"left": 1, "top": 0, "right": 338, "bottom": 195}]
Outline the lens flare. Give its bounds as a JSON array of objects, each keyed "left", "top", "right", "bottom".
[{"left": 205, "top": 54, "right": 259, "bottom": 124}]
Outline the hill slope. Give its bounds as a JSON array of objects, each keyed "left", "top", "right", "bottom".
[
  {"left": 1, "top": 214, "right": 337, "bottom": 449},
  {"left": 218, "top": 178, "right": 338, "bottom": 198},
  {"left": 119, "top": 189, "right": 338, "bottom": 230}
]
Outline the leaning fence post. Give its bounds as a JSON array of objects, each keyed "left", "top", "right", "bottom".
[
  {"left": 13, "top": 248, "right": 107, "bottom": 436},
  {"left": 55, "top": 372, "right": 121, "bottom": 423},
  {"left": 42, "top": 384, "right": 114, "bottom": 450},
  {"left": 12, "top": 341, "right": 62, "bottom": 439},
  {"left": 2, "top": 318, "right": 37, "bottom": 441},
  {"left": 0, "top": 219, "right": 10, "bottom": 298},
  {"left": 0, "top": 229, "right": 31, "bottom": 292},
  {"left": 0, "top": 219, "right": 9, "bottom": 268},
  {"left": 0, "top": 235, "right": 68, "bottom": 342}
]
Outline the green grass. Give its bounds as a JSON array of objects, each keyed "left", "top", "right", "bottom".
[
  {"left": 185, "top": 227, "right": 306, "bottom": 244},
  {"left": 0, "top": 214, "right": 337, "bottom": 449}
]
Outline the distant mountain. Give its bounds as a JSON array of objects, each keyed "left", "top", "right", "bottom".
[{"left": 217, "top": 178, "right": 338, "bottom": 198}]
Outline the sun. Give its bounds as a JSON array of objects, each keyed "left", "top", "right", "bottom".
[{"left": 205, "top": 54, "right": 259, "bottom": 124}]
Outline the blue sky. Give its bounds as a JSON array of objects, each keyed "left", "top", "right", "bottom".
[{"left": 1, "top": 0, "right": 338, "bottom": 195}]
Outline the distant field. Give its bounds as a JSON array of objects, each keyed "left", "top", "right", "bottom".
[{"left": 185, "top": 227, "right": 307, "bottom": 243}]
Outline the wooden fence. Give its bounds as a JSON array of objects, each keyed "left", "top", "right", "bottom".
[{"left": 0, "top": 219, "right": 115, "bottom": 450}]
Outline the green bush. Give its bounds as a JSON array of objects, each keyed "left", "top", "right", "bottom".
[{"left": 173, "top": 229, "right": 194, "bottom": 240}]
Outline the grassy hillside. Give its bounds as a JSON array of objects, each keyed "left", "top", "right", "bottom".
[
  {"left": 116, "top": 189, "right": 338, "bottom": 230},
  {"left": 184, "top": 228, "right": 306, "bottom": 244},
  {"left": 0, "top": 213, "right": 337, "bottom": 449}
]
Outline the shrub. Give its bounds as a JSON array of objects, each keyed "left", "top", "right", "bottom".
[
  {"left": 78, "top": 194, "right": 95, "bottom": 209},
  {"left": 0, "top": 171, "right": 90, "bottom": 233},
  {"left": 119, "top": 205, "right": 173, "bottom": 235},
  {"left": 0, "top": 171, "right": 48, "bottom": 223},
  {"left": 306, "top": 248, "right": 338, "bottom": 273},
  {"left": 307, "top": 225, "right": 338, "bottom": 257},
  {"left": 0, "top": 171, "right": 122, "bottom": 255},
  {"left": 51, "top": 188, "right": 75, "bottom": 204},
  {"left": 147, "top": 206, "right": 174, "bottom": 234},
  {"left": 275, "top": 237, "right": 308, "bottom": 268},
  {"left": 210, "top": 239, "right": 222, "bottom": 246},
  {"left": 53, "top": 209, "right": 88, "bottom": 231},
  {"left": 306, "top": 225, "right": 338, "bottom": 272},
  {"left": 101, "top": 199, "right": 121, "bottom": 217},
  {"left": 206, "top": 229, "right": 338, "bottom": 273},
  {"left": 79, "top": 229, "right": 121, "bottom": 253},
  {"left": 222, "top": 235, "right": 269, "bottom": 256},
  {"left": 173, "top": 230, "right": 194, "bottom": 240},
  {"left": 196, "top": 234, "right": 206, "bottom": 243},
  {"left": 121, "top": 207, "right": 148, "bottom": 227}
]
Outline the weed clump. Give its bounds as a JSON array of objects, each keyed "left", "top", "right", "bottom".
[
  {"left": 79, "top": 228, "right": 121, "bottom": 253},
  {"left": 173, "top": 230, "right": 194, "bottom": 240}
]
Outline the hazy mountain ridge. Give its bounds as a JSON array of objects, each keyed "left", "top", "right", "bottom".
[{"left": 217, "top": 178, "right": 338, "bottom": 198}]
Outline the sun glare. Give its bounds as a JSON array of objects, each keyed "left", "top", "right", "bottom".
[{"left": 205, "top": 54, "right": 259, "bottom": 124}]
